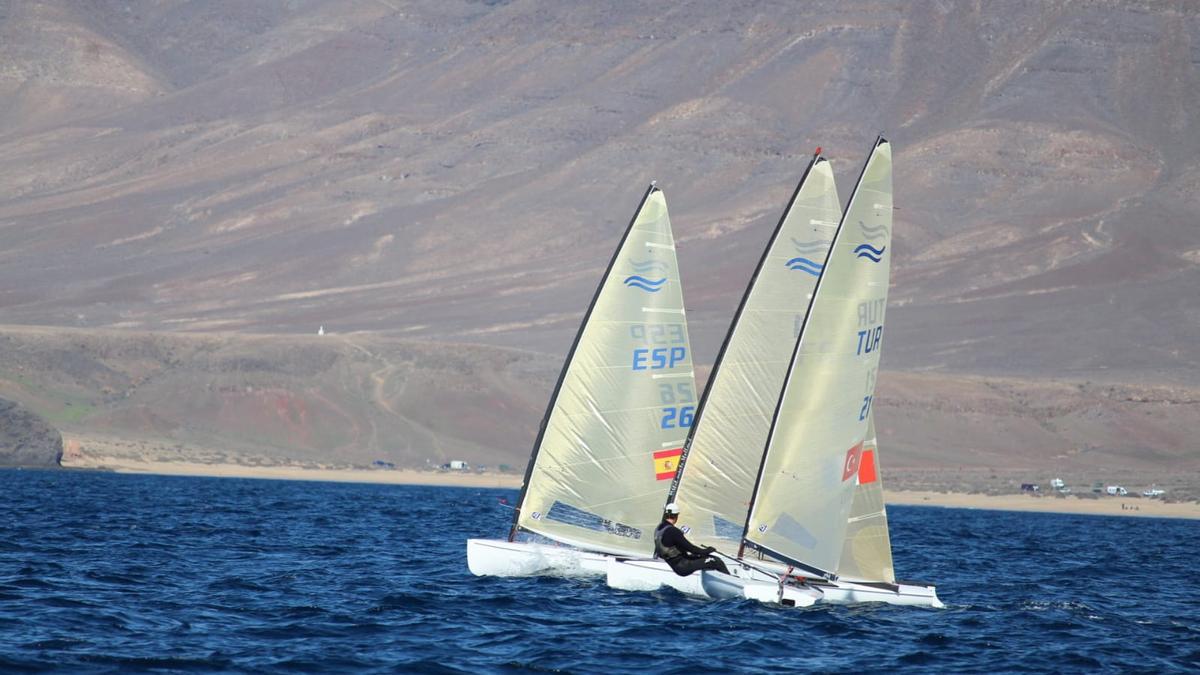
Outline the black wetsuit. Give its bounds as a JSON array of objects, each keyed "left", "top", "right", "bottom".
[{"left": 653, "top": 519, "right": 730, "bottom": 577}]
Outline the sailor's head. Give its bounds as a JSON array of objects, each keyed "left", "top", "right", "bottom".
[{"left": 663, "top": 502, "right": 680, "bottom": 521}]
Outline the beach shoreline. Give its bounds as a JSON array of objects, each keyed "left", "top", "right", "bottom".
[
  {"left": 885, "top": 489, "right": 1200, "bottom": 520},
  {"left": 63, "top": 455, "right": 522, "bottom": 489},
  {"left": 57, "top": 456, "right": 1198, "bottom": 519}
]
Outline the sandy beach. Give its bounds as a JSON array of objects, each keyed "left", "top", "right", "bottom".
[
  {"left": 64, "top": 455, "right": 522, "bottom": 489},
  {"left": 886, "top": 490, "right": 1200, "bottom": 520},
  {"left": 58, "top": 454, "right": 1198, "bottom": 520}
]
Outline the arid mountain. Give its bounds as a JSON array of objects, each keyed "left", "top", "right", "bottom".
[
  {"left": 0, "top": 395, "right": 62, "bottom": 467},
  {"left": 2, "top": 326, "right": 1196, "bottom": 483},
  {"left": 0, "top": 2, "right": 1197, "bottom": 477},
  {"left": 0, "top": 325, "right": 548, "bottom": 468}
]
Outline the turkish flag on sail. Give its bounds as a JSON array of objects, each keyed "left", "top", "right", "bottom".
[
  {"left": 858, "top": 449, "right": 878, "bottom": 484},
  {"left": 841, "top": 442, "right": 864, "bottom": 482}
]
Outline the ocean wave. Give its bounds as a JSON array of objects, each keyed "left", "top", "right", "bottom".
[{"left": 2, "top": 470, "right": 1196, "bottom": 672}]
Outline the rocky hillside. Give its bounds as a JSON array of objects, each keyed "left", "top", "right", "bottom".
[
  {"left": 0, "top": 2, "right": 1196, "bottom": 481},
  {"left": 0, "top": 326, "right": 547, "bottom": 468},
  {"left": 0, "top": 396, "right": 62, "bottom": 467},
  {"left": 1, "top": 326, "right": 1196, "bottom": 481},
  {"left": 0, "top": 1, "right": 1196, "bottom": 383}
]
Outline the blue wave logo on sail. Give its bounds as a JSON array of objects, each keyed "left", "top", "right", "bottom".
[
  {"left": 785, "top": 257, "right": 824, "bottom": 276},
  {"left": 790, "top": 238, "right": 831, "bottom": 254},
  {"left": 859, "top": 221, "right": 889, "bottom": 242},
  {"left": 624, "top": 275, "right": 667, "bottom": 292},
  {"left": 854, "top": 244, "right": 886, "bottom": 263},
  {"left": 628, "top": 258, "right": 670, "bottom": 274}
]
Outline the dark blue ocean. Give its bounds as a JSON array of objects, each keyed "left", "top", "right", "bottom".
[{"left": 1, "top": 470, "right": 1196, "bottom": 673}]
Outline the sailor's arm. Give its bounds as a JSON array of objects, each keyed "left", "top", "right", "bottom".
[{"left": 669, "top": 527, "right": 711, "bottom": 556}]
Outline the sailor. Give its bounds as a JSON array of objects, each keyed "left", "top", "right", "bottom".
[{"left": 654, "top": 503, "right": 729, "bottom": 576}]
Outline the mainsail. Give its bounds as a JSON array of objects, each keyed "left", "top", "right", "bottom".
[
  {"left": 667, "top": 151, "right": 841, "bottom": 551},
  {"left": 741, "top": 137, "right": 894, "bottom": 577},
  {"left": 510, "top": 185, "right": 696, "bottom": 557},
  {"left": 836, "top": 411, "right": 895, "bottom": 583}
]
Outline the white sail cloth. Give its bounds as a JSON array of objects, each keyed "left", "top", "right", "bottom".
[
  {"left": 514, "top": 187, "right": 696, "bottom": 557},
  {"left": 742, "top": 139, "right": 894, "bottom": 576},
  {"left": 837, "top": 413, "right": 895, "bottom": 583},
  {"left": 668, "top": 156, "right": 841, "bottom": 553}
]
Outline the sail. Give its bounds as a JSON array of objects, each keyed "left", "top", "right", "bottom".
[
  {"left": 667, "top": 152, "right": 841, "bottom": 551},
  {"left": 836, "top": 411, "right": 895, "bottom": 582},
  {"left": 741, "top": 137, "right": 894, "bottom": 576},
  {"left": 511, "top": 186, "right": 696, "bottom": 557}
]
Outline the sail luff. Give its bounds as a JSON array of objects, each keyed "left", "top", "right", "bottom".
[
  {"left": 512, "top": 186, "right": 696, "bottom": 557},
  {"left": 736, "top": 140, "right": 879, "bottom": 554},
  {"left": 667, "top": 150, "right": 824, "bottom": 499},
  {"left": 509, "top": 183, "right": 658, "bottom": 541},
  {"left": 740, "top": 136, "right": 894, "bottom": 574},
  {"left": 666, "top": 152, "right": 842, "bottom": 554}
]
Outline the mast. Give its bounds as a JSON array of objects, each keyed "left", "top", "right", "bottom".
[
  {"left": 667, "top": 149, "right": 825, "bottom": 501},
  {"left": 737, "top": 135, "right": 890, "bottom": 578},
  {"left": 509, "top": 184, "right": 659, "bottom": 541}
]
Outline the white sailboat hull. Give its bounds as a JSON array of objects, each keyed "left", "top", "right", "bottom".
[
  {"left": 701, "top": 570, "right": 824, "bottom": 606},
  {"left": 466, "top": 539, "right": 613, "bottom": 577},
  {"left": 606, "top": 556, "right": 943, "bottom": 608},
  {"left": 605, "top": 557, "right": 801, "bottom": 599},
  {"left": 706, "top": 570, "right": 940, "bottom": 608},
  {"left": 606, "top": 557, "right": 812, "bottom": 603},
  {"left": 821, "top": 579, "right": 944, "bottom": 608},
  {"left": 604, "top": 557, "right": 708, "bottom": 596}
]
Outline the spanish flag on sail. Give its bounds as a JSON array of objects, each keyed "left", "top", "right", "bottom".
[{"left": 653, "top": 448, "right": 683, "bottom": 480}]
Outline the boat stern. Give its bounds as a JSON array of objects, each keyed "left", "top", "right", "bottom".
[
  {"left": 606, "top": 557, "right": 708, "bottom": 597},
  {"left": 701, "top": 570, "right": 823, "bottom": 606},
  {"left": 466, "top": 538, "right": 610, "bottom": 577}
]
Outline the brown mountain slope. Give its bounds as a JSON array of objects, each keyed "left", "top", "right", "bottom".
[
  {"left": 0, "top": 395, "right": 62, "bottom": 467},
  {"left": 0, "top": 1, "right": 1196, "bottom": 383},
  {"left": 1, "top": 326, "right": 1195, "bottom": 489},
  {"left": 0, "top": 325, "right": 549, "bottom": 468},
  {"left": 0, "top": 2, "right": 1197, "bottom": 486},
  {"left": 0, "top": 2, "right": 165, "bottom": 133}
]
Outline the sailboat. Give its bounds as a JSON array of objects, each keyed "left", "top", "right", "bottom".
[
  {"left": 609, "top": 139, "right": 942, "bottom": 607},
  {"left": 607, "top": 148, "right": 840, "bottom": 596},
  {"left": 467, "top": 184, "right": 697, "bottom": 577}
]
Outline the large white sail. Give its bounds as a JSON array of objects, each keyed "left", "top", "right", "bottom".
[
  {"left": 667, "top": 152, "right": 841, "bottom": 551},
  {"left": 741, "top": 137, "right": 894, "bottom": 577},
  {"left": 836, "top": 411, "right": 895, "bottom": 583},
  {"left": 511, "top": 186, "right": 696, "bottom": 557}
]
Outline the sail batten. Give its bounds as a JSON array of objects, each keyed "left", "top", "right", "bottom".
[
  {"left": 741, "top": 137, "right": 894, "bottom": 574},
  {"left": 511, "top": 186, "right": 696, "bottom": 557},
  {"left": 667, "top": 152, "right": 842, "bottom": 554}
]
